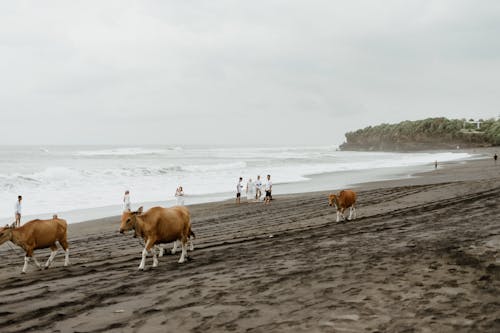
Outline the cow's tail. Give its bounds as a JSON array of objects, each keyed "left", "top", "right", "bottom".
[{"left": 189, "top": 227, "right": 196, "bottom": 239}]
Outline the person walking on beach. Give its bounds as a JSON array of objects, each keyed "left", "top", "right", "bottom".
[
  {"left": 255, "top": 175, "right": 262, "bottom": 201},
  {"left": 175, "top": 186, "right": 185, "bottom": 206},
  {"left": 236, "top": 177, "right": 243, "bottom": 204},
  {"left": 246, "top": 178, "right": 255, "bottom": 203},
  {"left": 264, "top": 175, "right": 272, "bottom": 205},
  {"left": 494, "top": 153, "right": 498, "bottom": 164},
  {"left": 14, "top": 195, "right": 22, "bottom": 227},
  {"left": 434, "top": 160, "right": 438, "bottom": 169},
  {"left": 123, "top": 190, "right": 131, "bottom": 212}
]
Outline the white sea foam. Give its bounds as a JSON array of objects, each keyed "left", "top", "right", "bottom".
[
  {"left": 74, "top": 147, "right": 180, "bottom": 156},
  {"left": 0, "top": 146, "right": 477, "bottom": 222}
]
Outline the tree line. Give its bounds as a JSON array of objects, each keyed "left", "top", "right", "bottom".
[{"left": 340, "top": 117, "right": 500, "bottom": 151}]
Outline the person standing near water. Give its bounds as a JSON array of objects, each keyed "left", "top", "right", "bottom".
[
  {"left": 14, "top": 195, "right": 22, "bottom": 227},
  {"left": 255, "top": 175, "right": 262, "bottom": 201},
  {"left": 246, "top": 178, "right": 255, "bottom": 202},
  {"left": 434, "top": 160, "right": 438, "bottom": 169},
  {"left": 123, "top": 190, "right": 131, "bottom": 212},
  {"left": 236, "top": 177, "right": 243, "bottom": 204},
  {"left": 494, "top": 153, "right": 498, "bottom": 164},
  {"left": 264, "top": 175, "right": 272, "bottom": 205},
  {"left": 175, "top": 186, "right": 185, "bottom": 206}
]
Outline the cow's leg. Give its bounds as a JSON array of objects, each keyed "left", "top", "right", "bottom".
[
  {"left": 32, "top": 255, "right": 42, "bottom": 270},
  {"left": 139, "top": 239, "right": 154, "bottom": 271},
  {"left": 153, "top": 245, "right": 161, "bottom": 256},
  {"left": 59, "top": 238, "right": 70, "bottom": 266},
  {"left": 152, "top": 247, "right": 159, "bottom": 268},
  {"left": 189, "top": 238, "right": 194, "bottom": 252},
  {"left": 45, "top": 245, "right": 58, "bottom": 268},
  {"left": 352, "top": 206, "right": 357, "bottom": 219},
  {"left": 64, "top": 249, "right": 70, "bottom": 267},
  {"left": 139, "top": 248, "right": 148, "bottom": 271},
  {"left": 348, "top": 206, "right": 354, "bottom": 220},
  {"left": 45, "top": 251, "right": 57, "bottom": 268},
  {"left": 178, "top": 238, "right": 188, "bottom": 263},
  {"left": 340, "top": 208, "right": 346, "bottom": 221},
  {"left": 171, "top": 240, "right": 178, "bottom": 254},
  {"left": 22, "top": 256, "right": 30, "bottom": 274},
  {"left": 336, "top": 210, "right": 341, "bottom": 222}
]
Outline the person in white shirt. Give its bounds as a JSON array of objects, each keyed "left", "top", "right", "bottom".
[
  {"left": 246, "top": 178, "right": 255, "bottom": 203},
  {"left": 255, "top": 175, "right": 262, "bottom": 201},
  {"left": 236, "top": 177, "right": 243, "bottom": 204},
  {"left": 123, "top": 190, "right": 131, "bottom": 212},
  {"left": 175, "top": 186, "right": 185, "bottom": 206},
  {"left": 15, "top": 195, "right": 22, "bottom": 227},
  {"left": 264, "top": 174, "right": 272, "bottom": 205}
]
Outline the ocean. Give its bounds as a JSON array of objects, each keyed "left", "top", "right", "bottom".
[{"left": 0, "top": 145, "right": 473, "bottom": 224}]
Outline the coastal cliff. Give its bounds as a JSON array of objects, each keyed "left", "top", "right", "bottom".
[{"left": 340, "top": 117, "right": 500, "bottom": 151}]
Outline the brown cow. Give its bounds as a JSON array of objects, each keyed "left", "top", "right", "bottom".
[
  {"left": 328, "top": 190, "right": 357, "bottom": 222},
  {"left": 131, "top": 213, "right": 195, "bottom": 256},
  {"left": 0, "top": 217, "right": 70, "bottom": 274},
  {"left": 119, "top": 206, "right": 194, "bottom": 270}
]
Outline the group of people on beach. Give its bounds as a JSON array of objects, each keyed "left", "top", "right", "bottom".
[
  {"left": 121, "top": 174, "right": 273, "bottom": 214},
  {"left": 123, "top": 186, "right": 185, "bottom": 213},
  {"left": 236, "top": 174, "right": 273, "bottom": 205}
]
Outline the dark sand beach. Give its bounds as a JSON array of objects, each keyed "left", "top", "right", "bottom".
[{"left": 0, "top": 157, "right": 499, "bottom": 333}]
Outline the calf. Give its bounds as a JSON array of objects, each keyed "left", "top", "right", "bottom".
[{"left": 328, "top": 190, "right": 357, "bottom": 222}]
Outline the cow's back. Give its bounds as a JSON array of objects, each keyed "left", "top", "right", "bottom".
[
  {"left": 23, "top": 218, "right": 67, "bottom": 249},
  {"left": 143, "top": 206, "right": 190, "bottom": 243},
  {"left": 339, "top": 190, "right": 357, "bottom": 208}
]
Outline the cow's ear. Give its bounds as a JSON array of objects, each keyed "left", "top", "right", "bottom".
[{"left": 137, "top": 206, "right": 143, "bottom": 214}]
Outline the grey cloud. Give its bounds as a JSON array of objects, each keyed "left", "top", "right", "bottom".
[{"left": 0, "top": 1, "right": 499, "bottom": 145}]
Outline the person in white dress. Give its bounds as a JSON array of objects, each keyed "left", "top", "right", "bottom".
[
  {"left": 255, "top": 175, "right": 262, "bottom": 201},
  {"left": 123, "top": 190, "right": 131, "bottom": 212},
  {"left": 246, "top": 178, "right": 255, "bottom": 202},
  {"left": 175, "top": 186, "right": 185, "bottom": 206},
  {"left": 14, "top": 195, "right": 22, "bottom": 227}
]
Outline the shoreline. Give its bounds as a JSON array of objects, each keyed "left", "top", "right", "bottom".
[
  {"left": 60, "top": 151, "right": 498, "bottom": 243},
  {"left": 1, "top": 148, "right": 488, "bottom": 226},
  {"left": 67, "top": 148, "right": 492, "bottom": 230}
]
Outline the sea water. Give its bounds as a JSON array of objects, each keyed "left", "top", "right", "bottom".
[{"left": 0, "top": 145, "right": 473, "bottom": 223}]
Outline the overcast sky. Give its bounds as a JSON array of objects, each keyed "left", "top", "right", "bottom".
[{"left": 1, "top": 1, "right": 499, "bottom": 146}]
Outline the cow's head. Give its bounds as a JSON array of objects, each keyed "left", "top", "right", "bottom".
[
  {"left": 0, "top": 226, "right": 13, "bottom": 245},
  {"left": 119, "top": 206, "right": 143, "bottom": 234},
  {"left": 328, "top": 194, "right": 338, "bottom": 208}
]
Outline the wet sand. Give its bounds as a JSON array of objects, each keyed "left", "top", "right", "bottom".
[{"left": 0, "top": 157, "right": 499, "bottom": 332}]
